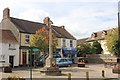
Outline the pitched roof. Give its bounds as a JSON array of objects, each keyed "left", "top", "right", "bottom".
[
  {"left": 86, "top": 28, "right": 115, "bottom": 42},
  {"left": 10, "top": 17, "right": 76, "bottom": 40},
  {"left": 77, "top": 38, "right": 89, "bottom": 45},
  {"left": 0, "top": 30, "right": 18, "bottom": 43},
  {"left": 10, "top": 17, "right": 45, "bottom": 34},
  {"left": 52, "top": 26, "right": 76, "bottom": 39}
]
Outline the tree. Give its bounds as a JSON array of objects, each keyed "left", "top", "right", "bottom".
[
  {"left": 112, "top": 41, "right": 120, "bottom": 56},
  {"left": 92, "top": 41, "right": 103, "bottom": 54},
  {"left": 105, "top": 28, "right": 119, "bottom": 55},
  {"left": 77, "top": 43, "right": 96, "bottom": 57},
  {"left": 30, "top": 27, "right": 57, "bottom": 53}
]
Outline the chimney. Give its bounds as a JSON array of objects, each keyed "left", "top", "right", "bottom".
[
  {"left": 3, "top": 8, "right": 10, "bottom": 19},
  {"left": 61, "top": 25, "right": 65, "bottom": 29},
  {"left": 43, "top": 17, "right": 50, "bottom": 25}
]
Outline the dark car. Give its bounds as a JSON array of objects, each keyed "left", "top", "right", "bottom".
[
  {"left": 53, "top": 53, "right": 61, "bottom": 58},
  {"left": 35, "top": 53, "right": 61, "bottom": 67},
  {"left": 112, "top": 64, "right": 120, "bottom": 74},
  {"left": 35, "top": 54, "right": 48, "bottom": 67}
]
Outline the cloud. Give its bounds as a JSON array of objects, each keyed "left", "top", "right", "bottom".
[
  {"left": 18, "top": 9, "right": 50, "bottom": 22},
  {"left": 52, "top": 2, "right": 118, "bottom": 39},
  {"left": 0, "top": 0, "right": 119, "bottom": 39}
]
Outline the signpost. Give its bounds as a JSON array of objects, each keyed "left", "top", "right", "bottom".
[{"left": 29, "top": 47, "right": 40, "bottom": 80}]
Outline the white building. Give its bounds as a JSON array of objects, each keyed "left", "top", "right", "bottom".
[{"left": 0, "top": 30, "right": 19, "bottom": 67}]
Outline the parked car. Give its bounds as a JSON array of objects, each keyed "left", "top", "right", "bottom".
[
  {"left": 53, "top": 53, "right": 61, "bottom": 58},
  {"left": 56, "top": 58, "right": 73, "bottom": 67},
  {"left": 35, "top": 54, "right": 48, "bottom": 67},
  {"left": 35, "top": 53, "right": 61, "bottom": 67},
  {"left": 112, "top": 64, "right": 120, "bottom": 74},
  {"left": 78, "top": 57, "right": 88, "bottom": 63}
]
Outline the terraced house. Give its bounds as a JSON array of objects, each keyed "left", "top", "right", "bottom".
[{"left": 0, "top": 8, "right": 77, "bottom": 67}]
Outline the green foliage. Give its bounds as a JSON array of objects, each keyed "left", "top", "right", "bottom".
[
  {"left": 30, "top": 34, "right": 48, "bottom": 52},
  {"left": 105, "top": 28, "right": 119, "bottom": 55},
  {"left": 112, "top": 40, "right": 120, "bottom": 55},
  {"left": 30, "top": 27, "right": 57, "bottom": 52},
  {"left": 92, "top": 41, "right": 103, "bottom": 54},
  {"left": 77, "top": 43, "right": 96, "bottom": 57}
]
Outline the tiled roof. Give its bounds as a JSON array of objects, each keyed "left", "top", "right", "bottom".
[
  {"left": 10, "top": 17, "right": 45, "bottom": 34},
  {"left": 86, "top": 28, "right": 115, "bottom": 42},
  {"left": 77, "top": 38, "right": 89, "bottom": 45},
  {"left": 0, "top": 30, "right": 18, "bottom": 43},
  {"left": 10, "top": 17, "right": 76, "bottom": 40}
]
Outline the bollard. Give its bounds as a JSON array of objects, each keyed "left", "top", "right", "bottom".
[
  {"left": 68, "top": 73, "right": 71, "bottom": 80},
  {"left": 102, "top": 70, "right": 105, "bottom": 77},
  {"left": 86, "top": 71, "right": 89, "bottom": 80}
]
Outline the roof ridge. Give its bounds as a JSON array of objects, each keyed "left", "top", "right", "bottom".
[{"left": 10, "top": 17, "right": 44, "bottom": 25}]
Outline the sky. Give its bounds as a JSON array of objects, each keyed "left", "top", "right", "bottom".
[{"left": 0, "top": 0, "right": 119, "bottom": 39}]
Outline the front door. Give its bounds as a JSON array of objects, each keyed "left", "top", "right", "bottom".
[
  {"left": 22, "top": 52, "right": 27, "bottom": 66},
  {"left": 9, "top": 56, "right": 14, "bottom": 68}
]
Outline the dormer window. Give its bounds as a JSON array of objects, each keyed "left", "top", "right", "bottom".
[
  {"left": 102, "top": 31, "right": 107, "bottom": 37},
  {"left": 92, "top": 33, "right": 97, "bottom": 38}
]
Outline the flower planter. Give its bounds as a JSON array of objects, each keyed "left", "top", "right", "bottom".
[{"left": 3, "top": 67, "right": 12, "bottom": 73}]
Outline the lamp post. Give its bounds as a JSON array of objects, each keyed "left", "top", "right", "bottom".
[{"left": 118, "top": 1, "right": 120, "bottom": 41}]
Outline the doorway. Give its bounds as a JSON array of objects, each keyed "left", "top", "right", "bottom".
[
  {"left": 9, "top": 56, "right": 14, "bottom": 68},
  {"left": 22, "top": 52, "right": 27, "bottom": 66}
]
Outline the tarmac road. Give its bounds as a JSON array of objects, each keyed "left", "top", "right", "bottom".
[{"left": 0, "top": 64, "right": 120, "bottom": 80}]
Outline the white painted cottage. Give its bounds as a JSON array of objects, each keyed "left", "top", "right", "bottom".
[{"left": 0, "top": 30, "right": 19, "bottom": 67}]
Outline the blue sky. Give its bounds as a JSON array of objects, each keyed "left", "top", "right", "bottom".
[{"left": 0, "top": 0, "right": 119, "bottom": 39}]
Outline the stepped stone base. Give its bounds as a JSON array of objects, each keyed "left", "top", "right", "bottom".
[{"left": 40, "top": 67, "right": 61, "bottom": 76}]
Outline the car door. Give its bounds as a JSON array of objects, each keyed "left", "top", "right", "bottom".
[
  {"left": 58, "top": 59, "right": 64, "bottom": 66},
  {"left": 63, "top": 59, "right": 69, "bottom": 66}
]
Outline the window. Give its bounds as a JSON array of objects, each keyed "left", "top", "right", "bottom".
[
  {"left": 102, "top": 31, "right": 107, "bottom": 37},
  {"left": 25, "top": 35, "right": 30, "bottom": 44},
  {"left": 0, "top": 55, "right": 5, "bottom": 61},
  {"left": 70, "top": 40, "right": 73, "bottom": 47},
  {"left": 9, "top": 44, "right": 16, "bottom": 50},
  {"left": 92, "top": 33, "right": 97, "bottom": 38},
  {"left": 62, "top": 39, "right": 66, "bottom": 48}
]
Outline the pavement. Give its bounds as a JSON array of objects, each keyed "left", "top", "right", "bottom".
[{"left": 0, "top": 64, "right": 120, "bottom": 80}]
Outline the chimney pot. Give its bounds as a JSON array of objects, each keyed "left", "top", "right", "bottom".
[
  {"left": 61, "top": 25, "right": 65, "bottom": 29},
  {"left": 43, "top": 17, "right": 50, "bottom": 25},
  {"left": 3, "top": 8, "right": 10, "bottom": 19}
]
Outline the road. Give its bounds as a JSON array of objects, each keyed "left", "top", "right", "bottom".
[{"left": 0, "top": 64, "right": 120, "bottom": 80}]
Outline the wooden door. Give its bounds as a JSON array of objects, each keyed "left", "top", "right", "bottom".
[{"left": 9, "top": 56, "right": 14, "bottom": 68}]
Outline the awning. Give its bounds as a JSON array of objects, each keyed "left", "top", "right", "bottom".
[
  {"left": 19, "top": 46, "right": 40, "bottom": 52},
  {"left": 62, "top": 48, "right": 77, "bottom": 55}
]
